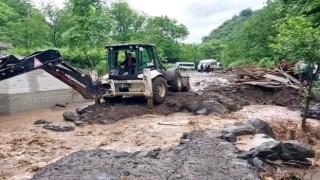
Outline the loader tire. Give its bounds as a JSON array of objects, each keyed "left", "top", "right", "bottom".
[
  {"left": 167, "top": 69, "right": 182, "bottom": 92},
  {"left": 152, "top": 76, "right": 167, "bottom": 104}
]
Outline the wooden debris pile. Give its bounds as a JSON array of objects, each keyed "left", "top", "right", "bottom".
[{"left": 234, "top": 68, "right": 301, "bottom": 89}]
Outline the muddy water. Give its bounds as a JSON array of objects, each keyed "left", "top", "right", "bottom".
[
  {"left": 0, "top": 104, "right": 243, "bottom": 179},
  {"left": 186, "top": 71, "right": 230, "bottom": 91},
  {"left": 1, "top": 79, "right": 320, "bottom": 180},
  {"left": 0, "top": 102, "right": 93, "bottom": 131},
  {"left": 1, "top": 104, "right": 319, "bottom": 179},
  {"left": 237, "top": 105, "right": 320, "bottom": 180},
  {"left": 236, "top": 134, "right": 276, "bottom": 151}
]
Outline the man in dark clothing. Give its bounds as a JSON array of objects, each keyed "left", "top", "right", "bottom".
[
  {"left": 200, "top": 63, "right": 204, "bottom": 73},
  {"left": 205, "top": 64, "right": 210, "bottom": 73},
  {"left": 119, "top": 53, "right": 136, "bottom": 75}
]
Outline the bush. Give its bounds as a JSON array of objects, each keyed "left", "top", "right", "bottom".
[
  {"left": 59, "top": 48, "right": 106, "bottom": 71},
  {"left": 228, "top": 59, "right": 251, "bottom": 68},
  {"left": 258, "top": 57, "right": 274, "bottom": 68},
  {"left": 5, "top": 47, "right": 41, "bottom": 56}
]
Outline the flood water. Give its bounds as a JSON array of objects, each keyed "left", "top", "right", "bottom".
[
  {"left": 1, "top": 92, "right": 319, "bottom": 179},
  {"left": 0, "top": 102, "right": 93, "bottom": 131}
]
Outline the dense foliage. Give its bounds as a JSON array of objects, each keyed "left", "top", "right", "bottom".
[
  {"left": 0, "top": 0, "right": 191, "bottom": 73},
  {"left": 202, "top": 0, "right": 320, "bottom": 68},
  {"left": 1, "top": 0, "right": 320, "bottom": 72}
]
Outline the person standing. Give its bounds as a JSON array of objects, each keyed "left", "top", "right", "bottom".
[{"left": 200, "top": 63, "right": 204, "bottom": 73}]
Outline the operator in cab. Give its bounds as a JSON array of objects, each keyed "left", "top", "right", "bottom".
[{"left": 119, "top": 52, "right": 136, "bottom": 75}]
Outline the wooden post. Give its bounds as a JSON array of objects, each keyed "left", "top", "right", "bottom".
[
  {"left": 147, "top": 97, "right": 153, "bottom": 109},
  {"left": 143, "top": 69, "right": 153, "bottom": 109}
]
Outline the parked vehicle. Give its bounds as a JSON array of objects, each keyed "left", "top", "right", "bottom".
[
  {"left": 175, "top": 62, "right": 195, "bottom": 70},
  {"left": 197, "top": 59, "right": 223, "bottom": 72},
  {"left": 198, "top": 59, "right": 216, "bottom": 72},
  {"left": 216, "top": 62, "right": 223, "bottom": 69}
]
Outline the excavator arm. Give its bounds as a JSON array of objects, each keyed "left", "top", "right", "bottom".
[{"left": 0, "top": 49, "right": 101, "bottom": 99}]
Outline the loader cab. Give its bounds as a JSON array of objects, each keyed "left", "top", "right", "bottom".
[{"left": 106, "top": 44, "right": 161, "bottom": 78}]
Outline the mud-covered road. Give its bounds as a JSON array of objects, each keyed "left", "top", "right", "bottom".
[{"left": 1, "top": 70, "right": 320, "bottom": 179}]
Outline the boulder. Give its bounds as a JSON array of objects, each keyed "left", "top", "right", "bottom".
[
  {"left": 76, "top": 107, "right": 86, "bottom": 115},
  {"left": 211, "top": 94, "right": 242, "bottom": 111},
  {"left": 34, "top": 119, "right": 50, "bottom": 125},
  {"left": 281, "top": 140, "right": 315, "bottom": 161},
  {"left": 202, "top": 100, "right": 230, "bottom": 114},
  {"left": 43, "top": 124, "right": 75, "bottom": 132},
  {"left": 306, "top": 106, "right": 320, "bottom": 119},
  {"left": 166, "top": 100, "right": 183, "bottom": 112},
  {"left": 135, "top": 151, "right": 149, "bottom": 158},
  {"left": 238, "top": 150, "right": 257, "bottom": 160},
  {"left": 196, "top": 108, "right": 208, "bottom": 115},
  {"left": 248, "top": 157, "right": 263, "bottom": 170},
  {"left": 221, "top": 123, "right": 255, "bottom": 136},
  {"left": 253, "top": 141, "right": 281, "bottom": 160},
  {"left": 63, "top": 111, "right": 79, "bottom": 122},
  {"left": 183, "top": 101, "right": 201, "bottom": 112},
  {"left": 74, "top": 120, "right": 86, "bottom": 126},
  {"left": 223, "top": 133, "right": 237, "bottom": 143},
  {"left": 146, "top": 148, "right": 161, "bottom": 158},
  {"left": 224, "top": 119, "right": 276, "bottom": 139},
  {"left": 249, "top": 118, "right": 276, "bottom": 139}
]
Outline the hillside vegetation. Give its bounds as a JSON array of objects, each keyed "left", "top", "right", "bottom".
[{"left": 0, "top": 0, "right": 319, "bottom": 72}]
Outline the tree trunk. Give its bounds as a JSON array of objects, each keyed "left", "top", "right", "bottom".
[
  {"left": 83, "top": 49, "right": 94, "bottom": 70},
  {"left": 302, "top": 70, "right": 314, "bottom": 131}
]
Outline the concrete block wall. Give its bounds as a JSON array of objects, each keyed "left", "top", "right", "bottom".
[{"left": 0, "top": 69, "right": 91, "bottom": 115}]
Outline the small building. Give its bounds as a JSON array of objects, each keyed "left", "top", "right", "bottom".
[{"left": 0, "top": 42, "right": 13, "bottom": 50}]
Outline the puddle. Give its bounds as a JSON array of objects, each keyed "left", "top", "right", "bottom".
[{"left": 236, "top": 134, "right": 276, "bottom": 151}]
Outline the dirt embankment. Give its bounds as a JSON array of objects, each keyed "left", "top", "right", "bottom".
[
  {"left": 81, "top": 83, "right": 301, "bottom": 125},
  {"left": 32, "top": 129, "right": 257, "bottom": 180}
]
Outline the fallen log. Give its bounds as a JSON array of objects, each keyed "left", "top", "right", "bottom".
[
  {"left": 276, "top": 68, "right": 301, "bottom": 85},
  {"left": 242, "top": 81, "right": 281, "bottom": 86},
  {"left": 242, "top": 82, "right": 282, "bottom": 88},
  {"left": 263, "top": 74, "right": 290, "bottom": 84}
]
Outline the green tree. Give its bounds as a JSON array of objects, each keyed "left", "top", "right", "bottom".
[
  {"left": 280, "top": 0, "right": 320, "bottom": 26},
  {"left": 109, "top": 1, "right": 147, "bottom": 43},
  {"left": 221, "top": 0, "right": 283, "bottom": 67},
  {"left": 0, "top": 1, "right": 18, "bottom": 40},
  {"left": 62, "top": 0, "right": 113, "bottom": 68},
  {"left": 270, "top": 16, "right": 320, "bottom": 130},
  {"left": 145, "top": 16, "right": 189, "bottom": 62},
  {"left": 202, "top": 8, "right": 254, "bottom": 43},
  {"left": 6, "top": 9, "right": 50, "bottom": 53},
  {"left": 178, "top": 43, "right": 202, "bottom": 62},
  {"left": 2, "top": 0, "right": 33, "bottom": 17},
  {"left": 199, "top": 40, "right": 225, "bottom": 60},
  {"left": 0, "top": 1, "right": 17, "bottom": 26},
  {"left": 40, "top": 1, "right": 70, "bottom": 47}
]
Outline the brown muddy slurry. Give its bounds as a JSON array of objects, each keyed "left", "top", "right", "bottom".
[{"left": 0, "top": 70, "right": 319, "bottom": 179}]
